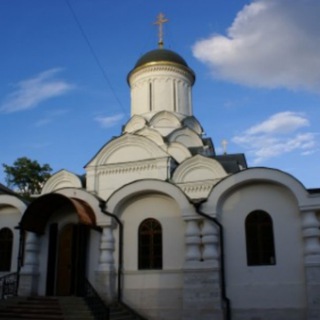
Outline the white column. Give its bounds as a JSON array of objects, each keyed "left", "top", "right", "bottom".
[
  {"left": 185, "top": 219, "right": 201, "bottom": 263},
  {"left": 302, "top": 210, "right": 320, "bottom": 264},
  {"left": 21, "top": 232, "right": 40, "bottom": 274},
  {"left": 98, "top": 226, "right": 115, "bottom": 271},
  {"left": 201, "top": 220, "right": 219, "bottom": 267},
  {"left": 18, "top": 231, "right": 41, "bottom": 296},
  {"left": 95, "top": 225, "right": 117, "bottom": 303}
]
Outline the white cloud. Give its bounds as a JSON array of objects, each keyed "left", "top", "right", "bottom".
[
  {"left": 246, "top": 111, "right": 309, "bottom": 135},
  {"left": 232, "top": 112, "right": 317, "bottom": 163},
  {"left": 95, "top": 114, "right": 124, "bottom": 128},
  {"left": 0, "top": 69, "right": 74, "bottom": 113},
  {"left": 193, "top": 0, "right": 320, "bottom": 91}
]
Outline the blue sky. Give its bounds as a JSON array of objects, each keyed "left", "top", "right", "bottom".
[{"left": 1, "top": 0, "right": 319, "bottom": 189}]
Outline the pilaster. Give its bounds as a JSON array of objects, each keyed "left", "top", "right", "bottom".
[
  {"left": 95, "top": 226, "right": 116, "bottom": 303},
  {"left": 183, "top": 218, "right": 223, "bottom": 320},
  {"left": 302, "top": 210, "right": 320, "bottom": 320}
]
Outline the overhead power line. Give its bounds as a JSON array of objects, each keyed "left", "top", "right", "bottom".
[{"left": 64, "top": 0, "right": 127, "bottom": 115}]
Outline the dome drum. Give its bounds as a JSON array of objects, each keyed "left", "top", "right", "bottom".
[{"left": 128, "top": 49, "right": 195, "bottom": 117}]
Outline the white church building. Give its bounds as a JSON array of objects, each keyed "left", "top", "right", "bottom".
[{"left": 1, "top": 28, "right": 320, "bottom": 320}]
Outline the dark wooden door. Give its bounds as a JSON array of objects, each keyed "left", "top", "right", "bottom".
[
  {"left": 46, "top": 223, "right": 58, "bottom": 296},
  {"left": 55, "top": 224, "right": 89, "bottom": 296},
  {"left": 56, "top": 224, "right": 74, "bottom": 295}
]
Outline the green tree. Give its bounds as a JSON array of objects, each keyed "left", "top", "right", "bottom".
[{"left": 3, "top": 157, "right": 52, "bottom": 198}]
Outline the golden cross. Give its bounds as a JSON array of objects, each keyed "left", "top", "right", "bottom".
[{"left": 154, "top": 13, "right": 168, "bottom": 48}]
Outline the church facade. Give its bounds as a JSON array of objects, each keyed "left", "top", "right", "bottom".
[{"left": 1, "top": 43, "right": 320, "bottom": 320}]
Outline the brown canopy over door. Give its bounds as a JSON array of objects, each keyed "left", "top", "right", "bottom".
[{"left": 20, "top": 193, "right": 96, "bottom": 234}]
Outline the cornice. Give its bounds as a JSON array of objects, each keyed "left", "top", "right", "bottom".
[
  {"left": 96, "top": 157, "right": 169, "bottom": 176},
  {"left": 128, "top": 62, "right": 195, "bottom": 85},
  {"left": 175, "top": 179, "right": 221, "bottom": 199}
]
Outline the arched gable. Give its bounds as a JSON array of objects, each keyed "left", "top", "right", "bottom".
[
  {"left": 167, "top": 142, "right": 192, "bottom": 163},
  {"left": 86, "top": 134, "right": 168, "bottom": 167},
  {"left": 0, "top": 195, "right": 27, "bottom": 214},
  {"left": 202, "top": 167, "right": 312, "bottom": 215},
  {"left": 182, "top": 116, "right": 203, "bottom": 135},
  {"left": 135, "top": 127, "right": 164, "bottom": 146},
  {"left": 168, "top": 127, "right": 203, "bottom": 148},
  {"left": 123, "top": 115, "right": 146, "bottom": 133},
  {"left": 41, "top": 170, "right": 83, "bottom": 194},
  {"left": 106, "top": 179, "right": 196, "bottom": 219},
  {"left": 172, "top": 154, "right": 227, "bottom": 183},
  {"left": 149, "top": 111, "right": 182, "bottom": 129}
]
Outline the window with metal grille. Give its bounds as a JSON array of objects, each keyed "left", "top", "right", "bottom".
[
  {"left": 0, "top": 228, "right": 13, "bottom": 271},
  {"left": 245, "top": 210, "right": 276, "bottom": 266},
  {"left": 138, "top": 218, "right": 162, "bottom": 270}
]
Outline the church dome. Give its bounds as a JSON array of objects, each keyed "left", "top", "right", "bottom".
[
  {"left": 127, "top": 43, "right": 196, "bottom": 117},
  {"left": 128, "top": 47, "right": 195, "bottom": 84},
  {"left": 134, "top": 48, "right": 189, "bottom": 68}
]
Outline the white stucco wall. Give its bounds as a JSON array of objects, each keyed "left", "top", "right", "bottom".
[
  {"left": 220, "top": 182, "right": 307, "bottom": 310},
  {"left": 109, "top": 194, "right": 183, "bottom": 312},
  {"left": 117, "top": 193, "right": 184, "bottom": 272},
  {"left": 112, "top": 192, "right": 185, "bottom": 318}
]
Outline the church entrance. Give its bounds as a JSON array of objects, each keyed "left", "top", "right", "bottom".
[
  {"left": 46, "top": 223, "right": 89, "bottom": 296},
  {"left": 20, "top": 193, "right": 96, "bottom": 297}
]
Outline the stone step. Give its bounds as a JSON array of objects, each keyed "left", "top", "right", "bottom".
[
  {"left": 58, "top": 296, "right": 95, "bottom": 319},
  {"left": 0, "top": 297, "right": 64, "bottom": 320},
  {"left": 0, "top": 296, "right": 95, "bottom": 320},
  {"left": 110, "top": 304, "right": 145, "bottom": 320},
  {"left": 0, "top": 296, "right": 147, "bottom": 320}
]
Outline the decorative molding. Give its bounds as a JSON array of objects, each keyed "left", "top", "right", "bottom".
[
  {"left": 97, "top": 157, "right": 168, "bottom": 176},
  {"left": 176, "top": 179, "right": 221, "bottom": 199},
  {"left": 179, "top": 181, "right": 215, "bottom": 193},
  {"left": 129, "top": 63, "right": 195, "bottom": 85}
]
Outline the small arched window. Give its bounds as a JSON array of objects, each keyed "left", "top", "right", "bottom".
[
  {"left": 138, "top": 218, "right": 162, "bottom": 270},
  {"left": 245, "top": 211, "right": 276, "bottom": 266},
  {"left": 0, "top": 228, "right": 13, "bottom": 271}
]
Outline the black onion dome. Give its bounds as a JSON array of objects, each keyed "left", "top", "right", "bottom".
[{"left": 134, "top": 48, "right": 189, "bottom": 68}]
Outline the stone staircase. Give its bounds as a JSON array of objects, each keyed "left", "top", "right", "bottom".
[
  {"left": 0, "top": 296, "right": 65, "bottom": 319},
  {"left": 0, "top": 296, "right": 146, "bottom": 319}
]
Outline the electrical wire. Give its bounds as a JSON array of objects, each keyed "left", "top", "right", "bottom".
[{"left": 64, "top": 0, "right": 127, "bottom": 115}]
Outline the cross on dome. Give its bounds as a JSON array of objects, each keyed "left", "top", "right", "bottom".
[{"left": 154, "top": 13, "right": 168, "bottom": 48}]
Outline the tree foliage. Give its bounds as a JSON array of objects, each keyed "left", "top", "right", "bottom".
[{"left": 3, "top": 157, "right": 52, "bottom": 198}]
